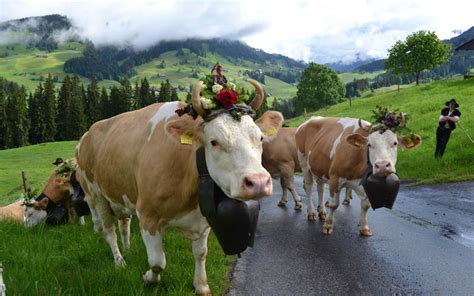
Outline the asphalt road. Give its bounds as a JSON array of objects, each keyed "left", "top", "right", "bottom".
[{"left": 227, "top": 177, "right": 474, "bottom": 295}]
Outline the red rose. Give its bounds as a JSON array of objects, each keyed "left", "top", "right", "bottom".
[{"left": 215, "top": 89, "right": 238, "bottom": 109}]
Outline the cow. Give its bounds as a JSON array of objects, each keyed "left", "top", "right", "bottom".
[
  {"left": 0, "top": 197, "right": 48, "bottom": 227},
  {"left": 0, "top": 160, "right": 86, "bottom": 227},
  {"left": 75, "top": 79, "right": 282, "bottom": 295},
  {"left": 295, "top": 116, "right": 421, "bottom": 236},
  {"left": 261, "top": 127, "right": 352, "bottom": 212}
]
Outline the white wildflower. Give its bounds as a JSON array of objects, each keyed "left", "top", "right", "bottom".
[
  {"left": 228, "top": 82, "right": 236, "bottom": 91},
  {"left": 212, "top": 84, "right": 223, "bottom": 94},
  {"left": 200, "top": 97, "right": 213, "bottom": 109}
]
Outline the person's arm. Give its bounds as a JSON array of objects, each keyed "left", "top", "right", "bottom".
[{"left": 446, "top": 115, "right": 459, "bottom": 123}]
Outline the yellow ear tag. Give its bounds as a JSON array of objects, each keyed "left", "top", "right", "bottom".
[
  {"left": 180, "top": 134, "right": 193, "bottom": 145},
  {"left": 265, "top": 127, "right": 277, "bottom": 136}
]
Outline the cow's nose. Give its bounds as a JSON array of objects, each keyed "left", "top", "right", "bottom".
[
  {"left": 373, "top": 160, "right": 394, "bottom": 176},
  {"left": 241, "top": 173, "right": 272, "bottom": 199}
]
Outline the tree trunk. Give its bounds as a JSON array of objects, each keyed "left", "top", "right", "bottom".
[
  {"left": 416, "top": 72, "right": 420, "bottom": 85},
  {"left": 398, "top": 83, "right": 400, "bottom": 92}
]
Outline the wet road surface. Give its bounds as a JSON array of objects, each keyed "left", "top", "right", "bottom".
[{"left": 227, "top": 178, "right": 474, "bottom": 295}]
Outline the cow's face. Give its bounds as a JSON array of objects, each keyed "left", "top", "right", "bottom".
[
  {"left": 43, "top": 169, "right": 74, "bottom": 203},
  {"left": 23, "top": 197, "right": 48, "bottom": 227},
  {"left": 166, "top": 111, "right": 283, "bottom": 201},
  {"left": 347, "top": 129, "right": 421, "bottom": 176}
]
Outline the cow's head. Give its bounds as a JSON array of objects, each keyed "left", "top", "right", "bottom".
[
  {"left": 166, "top": 80, "right": 283, "bottom": 201},
  {"left": 347, "top": 119, "right": 421, "bottom": 176},
  {"left": 22, "top": 197, "right": 48, "bottom": 227},
  {"left": 43, "top": 162, "right": 75, "bottom": 204}
]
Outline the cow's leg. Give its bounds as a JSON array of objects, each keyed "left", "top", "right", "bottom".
[
  {"left": 322, "top": 178, "right": 340, "bottom": 234},
  {"left": 353, "top": 186, "right": 372, "bottom": 236},
  {"left": 316, "top": 179, "right": 326, "bottom": 220},
  {"left": 288, "top": 184, "right": 302, "bottom": 210},
  {"left": 298, "top": 151, "right": 315, "bottom": 220},
  {"left": 192, "top": 228, "right": 211, "bottom": 296},
  {"left": 118, "top": 216, "right": 131, "bottom": 250},
  {"left": 343, "top": 188, "right": 352, "bottom": 206},
  {"left": 90, "top": 207, "right": 102, "bottom": 233},
  {"left": 95, "top": 198, "right": 125, "bottom": 266},
  {"left": 277, "top": 177, "right": 289, "bottom": 208},
  {"left": 279, "top": 167, "right": 302, "bottom": 210},
  {"left": 79, "top": 216, "right": 85, "bottom": 225},
  {"left": 141, "top": 226, "right": 166, "bottom": 285}
]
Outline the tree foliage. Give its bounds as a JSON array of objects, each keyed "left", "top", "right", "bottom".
[
  {"left": 385, "top": 30, "right": 452, "bottom": 85},
  {"left": 294, "top": 63, "right": 345, "bottom": 113}
]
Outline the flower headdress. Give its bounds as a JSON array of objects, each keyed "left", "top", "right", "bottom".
[
  {"left": 176, "top": 64, "right": 264, "bottom": 121},
  {"left": 370, "top": 105, "right": 409, "bottom": 134}
]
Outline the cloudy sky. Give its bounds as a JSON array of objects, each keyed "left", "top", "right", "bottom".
[{"left": 0, "top": 0, "right": 472, "bottom": 64}]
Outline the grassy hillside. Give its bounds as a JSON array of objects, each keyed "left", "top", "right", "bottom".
[
  {"left": 0, "top": 42, "right": 120, "bottom": 92},
  {"left": 287, "top": 78, "right": 474, "bottom": 184},
  {"left": 1, "top": 43, "right": 297, "bottom": 100},
  {"left": 0, "top": 142, "right": 233, "bottom": 295},
  {"left": 338, "top": 70, "right": 385, "bottom": 84}
]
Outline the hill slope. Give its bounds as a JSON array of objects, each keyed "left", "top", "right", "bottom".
[{"left": 286, "top": 78, "right": 474, "bottom": 184}]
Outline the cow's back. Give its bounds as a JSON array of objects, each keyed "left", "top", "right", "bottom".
[
  {"left": 295, "top": 117, "right": 368, "bottom": 180},
  {"left": 77, "top": 101, "right": 199, "bottom": 224},
  {"left": 262, "top": 127, "right": 301, "bottom": 177}
]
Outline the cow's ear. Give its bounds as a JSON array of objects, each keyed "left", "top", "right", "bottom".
[
  {"left": 346, "top": 134, "right": 368, "bottom": 148},
  {"left": 34, "top": 197, "right": 49, "bottom": 210},
  {"left": 255, "top": 111, "right": 284, "bottom": 138},
  {"left": 165, "top": 116, "right": 202, "bottom": 145},
  {"left": 398, "top": 134, "right": 422, "bottom": 150}
]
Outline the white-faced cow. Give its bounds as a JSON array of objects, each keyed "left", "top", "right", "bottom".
[
  {"left": 296, "top": 116, "right": 421, "bottom": 236},
  {"left": 0, "top": 197, "right": 48, "bottom": 227},
  {"left": 261, "top": 127, "right": 352, "bottom": 212},
  {"left": 76, "top": 80, "right": 282, "bottom": 295}
]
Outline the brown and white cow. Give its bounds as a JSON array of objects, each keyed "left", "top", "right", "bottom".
[
  {"left": 0, "top": 197, "right": 48, "bottom": 227},
  {"left": 76, "top": 80, "right": 282, "bottom": 295},
  {"left": 0, "top": 160, "right": 84, "bottom": 227},
  {"left": 261, "top": 127, "right": 352, "bottom": 211},
  {"left": 296, "top": 116, "right": 421, "bottom": 236}
]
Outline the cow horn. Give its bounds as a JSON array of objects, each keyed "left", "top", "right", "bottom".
[
  {"left": 359, "top": 119, "right": 371, "bottom": 132},
  {"left": 399, "top": 112, "right": 406, "bottom": 126},
  {"left": 191, "top": 81, "right": 205, "bottom": 117},
  {"left": 246, "top": 79, "right": 265, "bottom": 111}
]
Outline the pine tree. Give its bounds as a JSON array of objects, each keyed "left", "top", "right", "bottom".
[
  {"left": 158, "top": 79, "right": 172, "bottom": 102},
  {"left": 5, "top": 86, "right": 29, "bottom": 148},
  {"left": 139, "top": 77, "right": 154, "bottom": 108},
  {"left": 42, "top": 74, "right": 57, "bottom": 141},
  {"left": 28, "top": 85, "right": 45, "bottom": 144},
  {"left": 85, "top": 76, "right": 101, "bottom": 127},
  {"left": 56, "top": 76, "right": 73, "bottom": 141},
  {"left": 99, "top": 87, "right": 110, "bottom": 119},
  {"left": 69, "top": 75, "right": 87, "bottom": 139},
  {"left": 109, "top": 86, "right": 130, "bottom": 116},
  {"left": 132, "top": 80, "right": 140, "bottom": 110},
  {"left": 170, "top": 87, "right": 179, "bottom": 101}
]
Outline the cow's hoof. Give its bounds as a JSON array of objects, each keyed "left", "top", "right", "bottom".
[
  {"left": 114, "top": 256, "right": 126, "bottom": 267},
  {"left": 322, "top": 225, "right": 333, "bottom": 235},
  {"left": 343, "top": 199, "right": 350, "bottom": 206},
  {"left": 360, "top": 228, "right": 373, "bottom": 237},
  {"left": 195, "top": 285, "right": 212, "bottom": 296},
  {"left": 319, "top": 212, "right": 327, "bottom": 221},
  {"left": 307, "top": 212, "right": 316, "bottom": 221},
  {"left": 277, "top": 201, "right": 287, "bottom": 207},
  {"left": 294, "top": 202, "right": 303, "bottom": 210},
  {"left": 143, "top": 270, "right": 161, "bottom": 285}
]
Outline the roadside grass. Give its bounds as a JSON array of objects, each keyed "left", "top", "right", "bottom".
[
  {"left": 0, "top": 142, "right": 233, "bottom": 295},
  {"left": 286, "top": 78, "right": 474, "bottom": 184}
]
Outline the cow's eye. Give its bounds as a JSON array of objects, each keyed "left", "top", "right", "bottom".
[
  {"left": 367, "top": 143, "right": 372, "bottom": 148},
  {"left": 260, "top": 136, "right": 264, "bottom": 142},
  {"left": 393, "top": 142, "right": 398, "bottom": 146},
  {"left": 210, "top": 140, "right": 219, "bottom": 147}
]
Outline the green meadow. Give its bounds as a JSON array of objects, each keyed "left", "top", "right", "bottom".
[
  {"left": 287, "top": 77, "right": 474, "bottom": 184},
  {"left": 0, "top": 142, "right": 233, "bottom": 295},
  {"left": 338, "top": 70, "right": 385, "bottom": 84}
]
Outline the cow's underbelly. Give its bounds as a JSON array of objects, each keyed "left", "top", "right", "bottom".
[
  {"left": 103, "top": 194, "right": 136, "bottom": 218},
  {"left": 167, "top": 207, "right": 209, "bottom": 240}
]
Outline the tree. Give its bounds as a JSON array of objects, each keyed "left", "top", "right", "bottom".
[
  {"left": 28, "top": 85, "right": 45, "bottom": 144},
  {"left": 56, "top": 76, "right": 73, "bottom": 141},
  {"left": 294, "top": 63, "right": 345, "bottom": 113},
  {"left": 99, "top": 87, "right": 110, "bottom": 119},
  {"left": 42, "top": 74, "right": 57, "bottom": 141},
  {"left": 5, "top": 86, "right": 29, "bottom": 148},
  {"left": 138, "top": 78, "right": 154, "bottom": 108},
  {"left": 158, "top": 80, "right": 172, "bottom": 102},
  {"left": 69, "top": 76, "right": 87, "bottom": 139},
  {"left": 0, "top": 86, "right": 6, "bottom": 149},
  {"left": 85, "top": 76, "right": 101, "bottom": 127},
  {"left": 385, "top": 30, "right": 452, "bottom": 85}
]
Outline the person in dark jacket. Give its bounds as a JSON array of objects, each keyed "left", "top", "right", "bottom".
[{"left": 435, "top": 98, "right": 461, "bottom": 158}]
